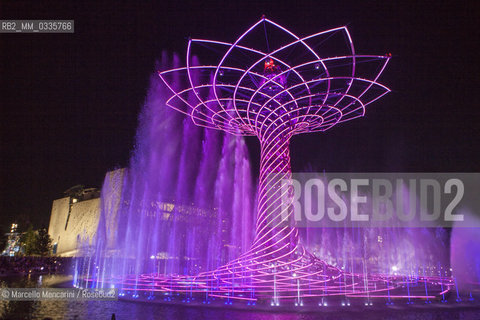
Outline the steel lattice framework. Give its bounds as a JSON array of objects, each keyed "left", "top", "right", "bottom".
[
  {"left": 104, "top": 17, "right": 455, "bottom": 305},
  {"left": 158, "top": 19, "right": 391, "bottom": 137}
]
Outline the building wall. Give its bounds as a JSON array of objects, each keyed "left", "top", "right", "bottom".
[
  {"left": 48, "top": 197, "right": 71, "bottom": 254},
  {"left": 100, "top": 168, "right": 126, "bottom": 250},
  {"left": 48, "top": 168, "right": 126, "bottom": 257},
  {"left": 48, "top": 197, "right": 101, "bottom": 256},
  {"left": 48, "top": 168, "right": 224, "bottom": 258}
]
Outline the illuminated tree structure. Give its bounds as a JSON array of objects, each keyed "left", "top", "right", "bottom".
[{"left": 157, "top": 17, "right": 392, "bottom": 303}]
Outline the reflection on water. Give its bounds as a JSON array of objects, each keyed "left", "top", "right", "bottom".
[{"left": 1, "top": 276, "right": 479, "bottom": 320}]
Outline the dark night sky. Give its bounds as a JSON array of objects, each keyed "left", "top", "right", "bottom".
[{"left": 0, "top": 1, "right": 478, "bottom": 232}]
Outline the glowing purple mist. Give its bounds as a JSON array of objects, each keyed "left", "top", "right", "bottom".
[{"left": 87, "top": 52, "right": 254, "bottom": 285}]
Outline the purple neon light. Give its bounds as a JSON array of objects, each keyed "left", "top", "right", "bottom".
[{"left": 92, "top": 17, "right": 458, "bottom": 303}]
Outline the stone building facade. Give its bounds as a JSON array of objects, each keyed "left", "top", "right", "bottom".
[{"left": 48, "top": 169, "right": 125, "bottom": 257}]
